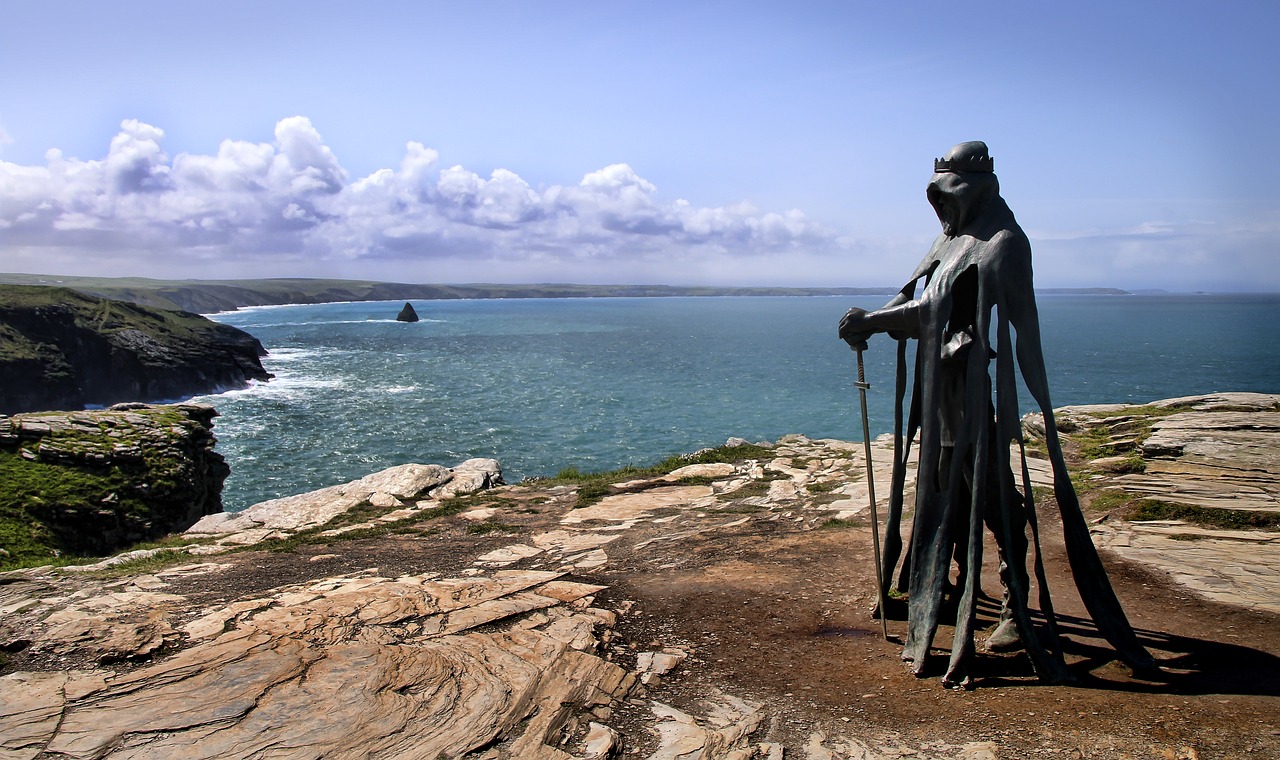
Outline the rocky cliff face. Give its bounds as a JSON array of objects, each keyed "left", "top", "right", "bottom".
[
  {"left": 0, "top": 285, "right": 271, "bottom": 414},
  {"left": 0, "top": 403, "right": 228, "bottom": 564}
]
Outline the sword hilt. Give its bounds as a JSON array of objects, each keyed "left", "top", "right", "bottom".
[{"left": 853, "top": 345, "right": 870, "bottom": 390}]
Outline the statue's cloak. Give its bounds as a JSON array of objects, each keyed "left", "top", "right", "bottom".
[{"left": 879, "top": 192, "right": 1154, "bottom": 685}]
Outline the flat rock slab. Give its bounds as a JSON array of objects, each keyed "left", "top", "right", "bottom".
[
  {"left": 1049, "top": 393, "right": 1280, "bottom": 612},
  {"left": 3, "top": 569, "right": 631, "bottom": 760}
]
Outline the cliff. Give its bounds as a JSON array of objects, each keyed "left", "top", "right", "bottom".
[
  {"left": 0, "top": 403, "right": 229, "bottom": 564},
  {"left": 0, "top": 285, "right": 271, "bottom": 414}
]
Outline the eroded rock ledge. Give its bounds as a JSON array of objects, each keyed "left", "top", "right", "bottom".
[
  {"left": 1032, "top": 391, "right": 1280, "bottom": 614},
  {"left": 0, "top": 403, "right": 228, "bottom": 561},
  {"left": 2, "top": 395, "right": 1278, "bottom": 758}
]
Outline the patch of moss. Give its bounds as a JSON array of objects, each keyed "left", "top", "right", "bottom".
[
  {"left": 710, "top": 504, "right": 767, "bottom": 514},
  {"left": 257, "top": 493, "right": 493, "bottom": 554},
  {"left": 716, "top": 481, "right": 772, "bottom": 500},
  {"left": 466, "top": 521, "right": 522, "bottom": 535},
  {"left": 1073, "top": 423, "right": 1146, "bottom": 461},
  {"left": 1126, "top": 500, "right": 1280, "bottom": 531},
  {"left": 1087, "top": 489, "right": 1139, "bottom": 513},
  {"left": 0, "top": 449, "right": 147, "bottom": 568},
  {"left": 1085, "top": 404, "right": 1186, "bottom": 421},
  {"left": 550, "top": 442, "right": 775, "bottom": 509},
  {"left": 808, "top": 493, "right": 844, "bottom": 507},
  {"left": 818, "top": 517, "right": 865, "bottom": 530}
]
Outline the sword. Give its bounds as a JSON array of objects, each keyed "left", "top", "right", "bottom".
[{"left": 852, "top": 341, "right": 890, "bottom": 641}]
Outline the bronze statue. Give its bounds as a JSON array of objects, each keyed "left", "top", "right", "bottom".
[{"left": 839, "top": 141, "right": 1155, "bottom": 687}]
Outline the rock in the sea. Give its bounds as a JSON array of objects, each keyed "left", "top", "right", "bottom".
[
  {"left": 0, "top": 403, "right": 229, "bottom": 565},
  {"left": 0, "top": 285, "right": 271, "bottom": 414},
  {"left": 395, "top": 302, "right": 420, "bottom": 322}
]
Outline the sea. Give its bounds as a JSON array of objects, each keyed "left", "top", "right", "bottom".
[{"left": 190, "top": 295, "right": 1280, "bottom": 512}]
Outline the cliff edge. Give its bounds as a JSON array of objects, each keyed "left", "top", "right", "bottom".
[
  {"left": 0, "top": 403, "right": 229, "bottom": 565},
  {"left": 0, "top": 285, "right": 271, "bottom": 414},
  {"left": 1, "top": 396, "right": 1277, "bottom": 758}
]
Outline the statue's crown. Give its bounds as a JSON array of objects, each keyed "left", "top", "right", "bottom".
[{"left": 933, "top": 153, "right": 994, "bottom": 173}]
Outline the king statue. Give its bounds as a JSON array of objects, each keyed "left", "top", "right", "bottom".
[{"left": 838, "top": 141, "right": 1156, "bottom": 687}]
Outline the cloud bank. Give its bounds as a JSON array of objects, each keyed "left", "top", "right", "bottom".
[
  {"left": 2, "top": 117, "right": 1273, "bottom": 291},
  {"left": 0, "top": 117, "right": 836, "bottom": 282}
]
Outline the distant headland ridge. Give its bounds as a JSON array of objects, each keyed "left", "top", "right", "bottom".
[{"left": 0, "top": 274, "right": 1139, "bottom": 315}]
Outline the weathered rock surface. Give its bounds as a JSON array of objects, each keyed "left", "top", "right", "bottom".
[
  {"left": 1, "top": 567, "right": 629, "bottom": 760},
  {"left": 1034, "top": 392, "right": 1280, "bottom": 613},
  {"left": 186, "top": 458, "right": 503, "bottom": 546},
  {"left": 0, "top": 285, "right": 270, "bottom": 414},
  {"left": 0, "top": 403, "right": 228, "bottom": 563},
  {"left": 2, "top": 410, "right": 1278, "bottom": 759}
]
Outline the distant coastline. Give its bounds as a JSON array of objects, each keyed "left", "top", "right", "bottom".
[{"left": 0, "top": 273, "right": 1138, "bottom": 315}]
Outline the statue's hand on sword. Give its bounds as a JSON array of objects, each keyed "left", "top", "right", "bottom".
[{"left": 839, "top": 306, "right": 872, "bottom": 349}]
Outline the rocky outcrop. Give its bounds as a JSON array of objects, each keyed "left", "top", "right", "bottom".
[
  {"left": 0, "top": 403, "right": 228, "bottom": 564},
  {"left": 0, "top": 568, "right": 629, "bottom": 760},
  {"left": 395, "top": 302, "right": 420, "bottom": 322},
  {"left": 1028, "top": 391, "right": 1280, "bottom": 613},
  {"left": 0, "top": 285, "right": 271, "bottom": 414},
  {"left": 3, "top": 412, "right": 1278, "bottom": 758},
  {"left": 186, "top": 458, "right": 503, "bottom": 547}
]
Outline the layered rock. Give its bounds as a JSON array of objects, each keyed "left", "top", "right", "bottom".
[
  {"left": 0, "top": 403, "right": 228, "bottom": 563},
  {"left": 186, "top": 458, "right": 503, "bottom": 547},
  {"left": 1029, "top": 392, "right": 1280, "bottom": 613},
  {"left": 2, "top": 413, "right": 1278, "bottom": 758},
  {"left": 0, "top": 285, "right": 271, "bottom": 414},
  {"left": 0, "top": 568, "right": 631, "bottom": 760}
]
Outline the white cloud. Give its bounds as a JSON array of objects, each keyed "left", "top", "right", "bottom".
[
  {"left": 1, "top": 117, "right": 1274, "bottom": 291},
  {"left": 0, "top": 117, "right": 839, "bottom": 280}
]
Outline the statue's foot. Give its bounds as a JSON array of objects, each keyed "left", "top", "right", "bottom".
[{"left": 985, "top": 618, "right": 1023, "bottom": 652}]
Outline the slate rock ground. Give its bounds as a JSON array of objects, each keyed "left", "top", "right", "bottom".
[{"left": 1, "top": 395, "right": 1278, "bottom": 759}]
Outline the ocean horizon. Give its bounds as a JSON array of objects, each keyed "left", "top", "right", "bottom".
[{"left": 192, "top": 293, "right": 1280, "bottom": 512}]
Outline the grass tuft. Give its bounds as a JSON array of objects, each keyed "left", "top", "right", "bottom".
[{"left": 550, "top": 442, "right": 774, "bottom": 509}]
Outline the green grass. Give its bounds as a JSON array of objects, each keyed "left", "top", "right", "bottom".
[
  {"left": 542, "top": 442, "right": 775, "bottom": 509},
  {"left": 1126, "top": 500, "right": 1280, "bottom": 531},
  {"left": 0, "top": 405, "right": 210, "bottom": 570},
  {"left": 466, "top": 521, "right": 522, "bottom": 535},
  {"left": 1067, "top": 403, "right": 1194, "bottom": 468},
  {"left": 818, "top": 517, "right": 865, "bottom": 530},
  {"left": 0, "top": 449, "right": 139, "bottom": 568},
  {"left": 1085, "top": 486, "right": 1280, "bottom": 532},
  {"left": 805, "top": 481, "right": 838, "bottom": 494},
  {"left": 258, "top": 492, "right": 499, "bottom": 553},
  {"left": 1087, "top": 488, "right": 1140, "bottom": 512},
  {"left": 1072, "top": 423, "right": 1145, "bottom": 462}
]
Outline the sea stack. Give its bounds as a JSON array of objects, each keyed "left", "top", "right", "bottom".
[{"left": 396, "top": 302, "right": 420, "bottom": 322}]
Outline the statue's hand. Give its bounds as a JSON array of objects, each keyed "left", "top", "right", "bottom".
[{"left": 839, "top": 307, "right": 873, "bottom": 348}]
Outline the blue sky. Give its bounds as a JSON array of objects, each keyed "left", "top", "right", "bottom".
[{"left": 1, "top": 1, "right": 1275, "bottom": 291}]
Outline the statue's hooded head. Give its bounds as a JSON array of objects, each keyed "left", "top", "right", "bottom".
[{"left": 927, "top": 141, "right": 1000, "bottom": 237}]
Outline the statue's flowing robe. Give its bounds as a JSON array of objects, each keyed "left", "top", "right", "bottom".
[{"left": 878, "top": 195, "right": 1155, "bottom": 685}]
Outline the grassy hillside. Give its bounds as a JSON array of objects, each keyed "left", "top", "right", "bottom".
[
  {"left": 0, "top": 274, "right": 912, "bottom": 313},
  {"left": 0, "top": 285, "right": 269, "bottom": 413}
]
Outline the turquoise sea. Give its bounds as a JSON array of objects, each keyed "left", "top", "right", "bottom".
[{"left": 193, "top": 295, "right": 1280, "bottom": 512}]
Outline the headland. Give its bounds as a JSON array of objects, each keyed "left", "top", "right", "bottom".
[{"left": 1, "top": 392, "right": 1277, "bottom": 758}]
